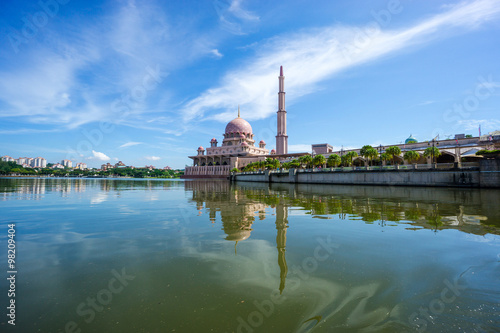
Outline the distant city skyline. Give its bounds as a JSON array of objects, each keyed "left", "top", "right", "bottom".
[{"left": 1, "top": 0, "right": 499, "bottom": 168}]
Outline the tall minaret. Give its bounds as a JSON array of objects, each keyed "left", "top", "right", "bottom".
[{"left": 276, "top": 66, "right": 288, "bottom": 155}]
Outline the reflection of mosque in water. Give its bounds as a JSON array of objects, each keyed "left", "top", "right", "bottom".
[
  {"left": 186, "top": 181, "right": 500, "bottom": 294},
  {"left": 186, "top": 180, "right": 289, "bottom": 293}
]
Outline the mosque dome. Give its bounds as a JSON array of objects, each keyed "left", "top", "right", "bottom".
[
  {"left": 198, "top": 146, "right": 204, "bottom": 150},
  {"left": 241, "top": 142, "right": 248, "bottom": 146},
  {"left": 225, "top": 117, "right": 253, "bottom": 135},
  {"left": 271, "top": 149, "right": 276, "bottom": 154},
  {"left": 210, "top": 138, "right": 217, "bottom": 142},
  {"left": 259, "top": 140, "right": 265, "bottom": 144},
  {"left": 405, "top": 135, "right": 418, "bottom": 144}
]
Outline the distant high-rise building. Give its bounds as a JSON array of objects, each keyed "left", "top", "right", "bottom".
[
  {"left": 62, "top": 159, "right": 72, "bottom": 168},
  {"left": 276, "top": 66, "right": 288, "bottom": 155},
  {"left": 1, "top": 155, "right": 14, "bottom": 162},
  {"left": 32, "top": 157, "right": 47, "bottom": 168},
  {"left": 75, "top": 163, "right": 87, "bottom": 170}
]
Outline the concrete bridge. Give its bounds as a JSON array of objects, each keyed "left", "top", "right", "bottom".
[{"left": 313, "top": 133, "right": 499, "bottom": 166}]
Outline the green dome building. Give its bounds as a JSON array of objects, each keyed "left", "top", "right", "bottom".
[{"left": 405, "top": 135, "right": 418, "bottom": 144}]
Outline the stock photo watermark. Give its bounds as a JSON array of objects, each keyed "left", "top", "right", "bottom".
[
  {"left": 337, "top": 0, "right": 403, "bottom": 62},
  {"left": 7, "top": 0, "right": 71, "bottom": 54},
  {"left": 439, "top": 74, "right": 499, "bottom": 136},
  {"left": 65, "top": 64, "right": 164, "bottom": 163},
  {"left": 63, "top": 267, "right": 135, "bottom": 333},
  {"left": 235, "top": 235, "right": 339, "bottom": 333},
  {"left": 407, "top": 277, "right": 467, "bottom": 332}
]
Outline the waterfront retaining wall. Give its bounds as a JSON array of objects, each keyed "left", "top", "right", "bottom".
[{"left": 231, "top": 160, "right": 500, "bottom": 188}]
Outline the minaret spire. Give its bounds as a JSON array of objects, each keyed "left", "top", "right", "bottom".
[
  {"left": 276, "top": 66, "right": 288, "bottom": 155},
  {"left": 238, "top": 105, "right": 240, "bottom": 118}
]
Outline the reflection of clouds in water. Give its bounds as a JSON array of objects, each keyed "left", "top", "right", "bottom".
[
  {"left": 462, "top": 233, "right": 500, "bottom": 244},
  {"left": 178, "top": 235, "right": 404, "bottom": 331},
  {"left": 119, "top": 204, "right": 140, "bottom": 215},
  {"left": 294, "top": 280, "right": 400, "bottom": 332},
  {"left": 90, "top": 192, "right": 108, "bottom": 204},
  {"left": 180, "top": 237, "right": 278, "bottom": 288},
  {"left": 146, "top": 192, "right": 159, "bottom": 201}
]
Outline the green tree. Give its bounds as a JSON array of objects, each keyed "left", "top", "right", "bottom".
[
  {"left": 360, "top": 145, "right": 378, "bottom": 166},
  {"left": 230, "top": 168, "right": 239, "bottom": 173},
  {"left": 385, "top": 146, "right": 402, "bottom": 165},
  {"left": 403, "top": 150, "right": 420, "bottom": 164},
  {"left": 380, "top": 152, "right": 391, "bottom": 164},
  {"left": 312, "top": 154, "right": 326, "bottom": 168},
  {"left": 343, "top": 151, "right": 358, "bottom": 166},
  {"left": 423, "top": 146, "right": 441, "bottom": 164},
  {"left": 299, "top": 155, "right": 313, "bottom": 168},
  {"left": 327, "top": 154, "right": 341, "bottom": 167}
]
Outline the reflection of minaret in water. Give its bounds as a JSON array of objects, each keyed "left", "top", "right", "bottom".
[{"left": 275, "top": 200, "right": 288, "bottom": 294}]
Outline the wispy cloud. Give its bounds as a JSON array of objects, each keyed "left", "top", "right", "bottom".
[
  {"left": 210, "top": 49, "right": 223, "bottom": 58},
  {"left": 457, "top": 119, "right": 500, "bottom": 131},
  {"left": 0, "top": 1, "right": 218, "bottom": 131},
  {"left": 183, "top": 0, "right": 500, "bottom": 124},
  {"left": 145, "top": 156, "right": 161, "bottom": 161},
  {"left": 215, "top": 0, "right": 259, "bottom": 35},
  {"left": 119, "top": 141, "right": 143, "bottom": 149},
  {"left": 417, "top": 100, "right": 436, "bottom": 106}
]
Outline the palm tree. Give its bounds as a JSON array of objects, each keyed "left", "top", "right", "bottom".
[
  {"left": 385, "top": 146, "right": 402, "bottom": 165},
  {"left": 403, "top": 151, "right": 420, "bottom": 164},
  {"left": 380, "top": 152, "right": 391, "bottom": 165},
  {"left": 360, "top": 145, "right": 375, "bottom": 166},
  {"left": 342, "top": 151, "right": 358, "bottom": 166},
  {"left": 360, "top": 145, "right": 378, "bottom": 166},
  {"left": 312, "top": 154, "right": 326, "bottom": 168},
  {"left": 327, "top": 154, "right": 341, "bottom": 167},
  {"left": 289, "top": 159, "right": 301, "bottom": 168},
  {"left": 299, "top": 155, "right": 313, "bottom": 169},
  {"left": 423, "top": 146, "right": 441, "bottom": 164}
]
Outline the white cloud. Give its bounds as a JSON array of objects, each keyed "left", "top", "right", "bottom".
[
  {"left": 457, "top": 119, "right": 500, "bottom": 131},
  {"left": 216, "top": 0, "right": 259, "bottom": 35},
  {"left": 288, "top": 144, "right": 311, "bottom": 153},
  {"left": 0, "top": 1, "right": 217, "bottom": 130},
  {"left": 88, "top": 150, "right": 110, "bottom": 161},
  {"left": 228, "top": 0, "right": 259, "bottom": 21},
  {"left": 119, "top": 141, "right": 143, "bottom": 148},
  {"left": 145, "top": 156, "right": 161, "bottom": 161},
  {"left": 210, "top": 49, "right": 223, "bottom": 58},
  {"left": 182, "top": 0, "right": 500, "bottom": 124}
]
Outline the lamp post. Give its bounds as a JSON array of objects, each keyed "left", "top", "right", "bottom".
[
  {"left": 378, "top": 145, "right": 384, "bottom": 168},
  {"left": 427, "top": 139, "right": 440, "bottom": 166},
  {"left": 340, "top": 146, "right": 344, "bottom": 167}
]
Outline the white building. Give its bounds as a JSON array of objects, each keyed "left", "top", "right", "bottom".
[
  {"left": 52, "top": 163, "right": 65, "bottom": 169},
  {"left": 32, "top": 157, "right": 47, "bottom": 168},
  {"left": 75, "top": 163, "right": 87, "bottom": 170},
  {"left": 62, "top": 159, "right": 73, "bottom": 168},
  {"left": 1, "top": 156, "right": 14, "bottom": 162}
]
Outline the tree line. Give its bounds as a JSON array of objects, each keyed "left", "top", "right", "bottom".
[
  {"left": 233, "top": 145, "right": 442, "bottom": 172},
  {"left": 0, "top": 161, "right": 182, "bottom": 178}
]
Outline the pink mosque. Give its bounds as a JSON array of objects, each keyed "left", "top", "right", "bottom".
[{"left": 184, "top": 66, "right": 299, "bottom": 177}]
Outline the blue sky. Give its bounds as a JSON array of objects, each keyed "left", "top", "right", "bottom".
[{"left": 1, "top": 0, "right": 499, "bottom": 169}]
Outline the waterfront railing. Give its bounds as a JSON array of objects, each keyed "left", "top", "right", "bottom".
[{"left": 237, "top": 162, "right": 480, "bottom": 175}]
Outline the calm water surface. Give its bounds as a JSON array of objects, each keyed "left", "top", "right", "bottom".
[{"left": 1, "top": 178, "right": 499, "bottom": 333}]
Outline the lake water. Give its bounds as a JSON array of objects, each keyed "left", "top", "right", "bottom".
[{"left": 1, "top": 178, "right": 499, "bottom": 333}]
